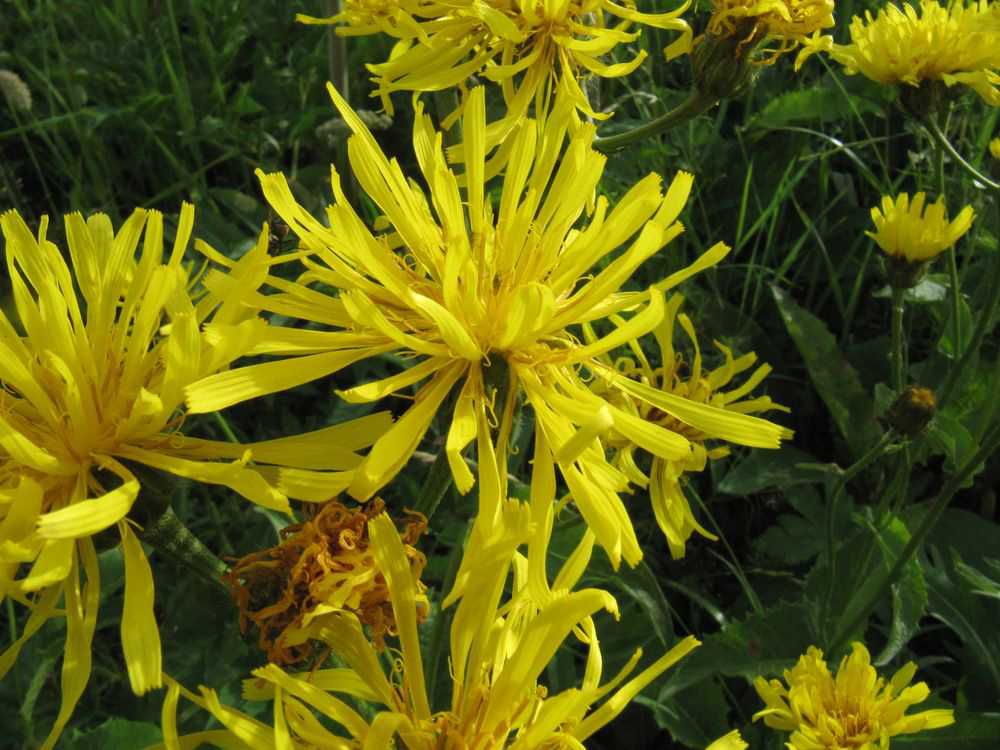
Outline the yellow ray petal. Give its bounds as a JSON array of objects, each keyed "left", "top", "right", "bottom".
[
  {"left": 36, "top": 480, "right": 139, "bottom": 540},
  {"left": 120, "top": 523, "right": 162, "bottom": 694}
]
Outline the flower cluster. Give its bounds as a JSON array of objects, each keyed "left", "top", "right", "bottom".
[
  {"left": 2, "top": 0, "right": 972, "bottom": 746},
  {"left": 300, "top": 0, "right": 691, "bottom": 148}
]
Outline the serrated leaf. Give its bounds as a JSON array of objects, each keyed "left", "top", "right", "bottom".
[
  {"left": 872, "top": 516, "right": 927, "bottom": 665},
  {"left": 772, "top": 285, "right": 879, "bottom": 454},
  {"left": 642, "top": 676, "right": 730, "bottom": 747},
  {"left": 750, "top": 88, "right": 879, "bottom": 128},
  {"left": 926, "top": 412, "right": 975, "bottom": 475},
  {"left": 753, "top": 485, "right": 828, "bottom": 565},
  {"left": 64, "top": 719, "right": 161, "bottom": 750},
  {"left": 717, "top": 445, "right": 820, "bottom": 495},
  {"left": 659, "top": 600, "right": 819, "bottom": 699}
]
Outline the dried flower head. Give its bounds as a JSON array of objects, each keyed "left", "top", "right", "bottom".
[
  {"left": 703, "top": 0, "right": 835, "bottom": 63},
  {"left": 225, "top": 498, "right": 428, "bottom": 666}
]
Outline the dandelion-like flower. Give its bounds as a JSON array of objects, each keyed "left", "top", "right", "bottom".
[
  {"left": 159, "top": 492, "right": 700, "bottom": 749},
  {"left": 868, "top": 192, "right": 975, "bottom": 264},
  {"left": 300, "top": 0, "right": 691, "bottom": 149},
  {"left": 225, "top": 498, "right": 428, "bottom": 665},
  {"left": 0, "top": 208, "right": 389, "bottom": 748},
  {"left": 990, "top": 136, "right": 1000, "bottom": 160},
  {"left": 592, "top": 294, "right": 791, "bottom": 558},
  {"left": 707, "top": 730, "right": 748, "bottom": 750},
  {"left": 184, "top": 83, "right": 787, "bottom": 568},
  {"left": 702, "top": 0, "right": 835, "bottom": 63},
  {"left": 753, "top": 642, "right": 955, "bottom": 749},
  {"left": 796, "top": 0, "right": 1000, "bottom": 107}
]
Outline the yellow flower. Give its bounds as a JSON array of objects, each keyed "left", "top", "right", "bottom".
[
  {"left": 754, "top": 642, "right": 955, "bottom": 749},
  {"left": 224, "top": 498, "right": 428, "bottom": 665},
  {"left": 591, "top": 293, "right": 791, "bottom": 558},
  {"left": 300, "top": 0, "right": 691, "bottom": 149},
  {"left": 185, "top": 83, "right": 787, "bottom": 568},
  {"left": 868, "top": 192, "right": 975, "bottom": 263},
  {"left": 990, "top": 136, "right": 1000, "bottom": 160},
  {"left": 157, "top": 494, "right": 700, "bottom": 749},
  {"left": 703, "top": 0, "right": 835, "bottom": 63},
  {"left": 0, "top": 208, "right": 390, "bottom": 749},
  {"left": 796, "top": 0, "right": 1000, "bottom": 106},
  {"left": 707, "top": 729, "right": 748, "bottom": 749}
]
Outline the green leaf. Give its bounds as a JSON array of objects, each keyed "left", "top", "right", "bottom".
[
  {"left": 64, "top": 719, "right": 161, "bottom": 750},
  {"left": 642, "top": 677, "right": 730, "bottom": 748},
  {"left": 772, "top": 285, "right": 880, "bottom": 454},
  {"left": 927, "top": 412, "right": 975, "bottom": 474},
  {"left": 929, "top": 295, "right": 974, "bottom": 358},
  {"left": 753, "top": 485, "right": 829, "bottom": 565},
  {"left": 750, "top": 88, "right": 880, "bottom": 129},
  {"left": 717, "top": 445, "right": 821, "bottom": 495},
  {"left": 659, "top": 600, "right": 819, "bottom": 699},
  {"left": 872, "top": 515, "right": 928, "bottom": 665}
]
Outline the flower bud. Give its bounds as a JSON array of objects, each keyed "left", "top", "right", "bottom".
[
  {"left": 887, "top": 385, "right": 936, "bottom": 437},
  {"left": 691, "top": 20, "right": 762, "bottom": 100}
]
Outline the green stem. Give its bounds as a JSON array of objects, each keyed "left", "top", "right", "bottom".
[
  {"left": 821, "top": 432, "right": 896, "bottom": 624},
  {"left": 138, "top": 506, "right": 228, "bottom": 594},
  {"left": 593, "top": 90, "right": 719, "bottom": 153},
  {"left": 891, "top": 287, "right": 906, "bottom": 393},
  {"left": 929, "top": 108, "right": 964, "bottom": 365},
  {"left": 411, "top": 448, "right": 453, "bottom": 520},
  {"left": 829, "top": 422, "right": 1000, "bottom": 654},
  {"left": 946, "top": 247, "right": 963, "bottom": 360},
  {"left": 921, "top": 116, "right": 1000, "bottom": 192},
  {"left": 938, "top": 195, "right": 1000, "bottom": 410}
]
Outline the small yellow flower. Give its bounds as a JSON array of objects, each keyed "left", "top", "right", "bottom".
[
  {"left": 185, "top": 83, "right": 786, "bottom": 569},
  {"left": 754, "top": 642, "right": 955, "bottom": 749},
  {"left": 592, "top": 294, "right": 791, "bottom": 559},
  {"left": 0, "top": 208, "right": 389, "bottom": 749},
  {"left": 160, "top": 494, "right": 700, "bottom": 749},
  {"left": 796, "top": 0, "right": 1000, "bottom": 106},
  {"left": 300, "top": 0, "right": 691, "bottom": 148},
  {"left": 868, "top": 192, "right": 975, "bottom": 263},
  {"left": 990, "top": 136, "right": 1000, "bottom": 160},
  {"left": 224, "top": 498, "right": 429, "bottom": 665},
  {"left": 703, "top": 0, "right": 835, "bottom": 63}
]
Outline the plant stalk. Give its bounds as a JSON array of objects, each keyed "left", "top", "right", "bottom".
[
  {"left": 891, "top": 287, "right": 906, "bottom": 393},
  {"left": 829, "top": 422, "right": 1000, "bottom": 654},
  {"left": 138, "top": 506, "right": 228, "bottom": 594},
  {"left": 593, "top": 90, "right": 718, "bottom": 153}
]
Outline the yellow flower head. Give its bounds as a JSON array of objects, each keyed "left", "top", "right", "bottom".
[
  {"left": 867, "top": 192, "right": 975, "bottom": 263},
  {"left": 796, "top": 0, "right": 1000, "bottom": 106},
  {"left": 224, "top": 498, "right": 429, "bottom": 665},
  {"left": 592, "top": 294, "right": 791, "bottom": 558},
  {"left": 707, "top": 730, "right": 749, "bottom": 750},
  {"left": 753, "top": 642, "right": 955, "bottom": 749},
  {"left": 160, "top": 500, "right": 700, "bottom": 749},
  {"left": 185, "top": 83, "right": 787, "bottom": 569},
  {"left": 704, "top": 0, "right": 835, "bottom": 63},
  {"left": 990, "top": 136, "right": 1000, "bottom": 160},
  {"left": 300, "top": 0, "right": 691, "bottom": 148},
  {"left": 0, "top": 208, "right": 390, "bottom": 748}
]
